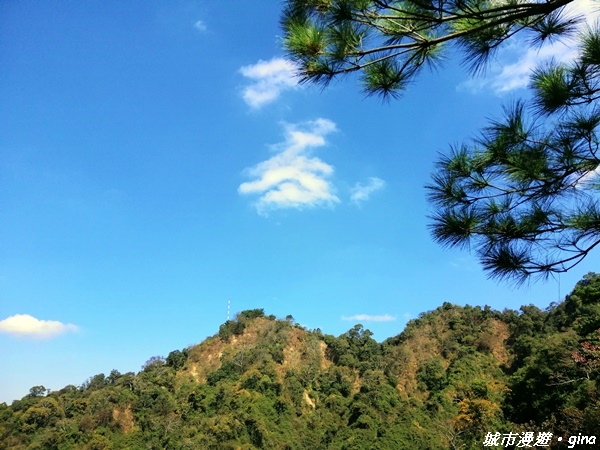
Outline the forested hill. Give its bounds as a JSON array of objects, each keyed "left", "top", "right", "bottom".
[{"left": 1, "top": 275, "right": 600, "bottom": 449}]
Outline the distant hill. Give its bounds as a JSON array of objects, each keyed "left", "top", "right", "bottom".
[{"left": 1, "top": 276, "right": 599, "bottom": 449}]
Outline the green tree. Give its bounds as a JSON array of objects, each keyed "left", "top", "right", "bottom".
[
  {"left": 428, "top": 56, "right": 600, "bottom": 282},
  {"left": 282, "top": 1, "right": 600, "bottom": 281},
  {"left": 20, "top": 397, "right": 62, "bottom": 431},
  {"left": 434, "top": 43, "right": 600, "bottom": 281},
  {"left": 27, "top": 386, "right": 47, "bottom": 398},
  {"left": 165, "top": 349, "right": 188, "bottom": 370},
  {"left": 282, "top": 0, "right": 577, "bottom": 98},
  {"left": 238, "top": 308, "right": 266, "bottom": 320}
]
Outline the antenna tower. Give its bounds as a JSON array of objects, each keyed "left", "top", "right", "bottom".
[{"left": 227, "top": 298, "right": 230, "bottom": 322}]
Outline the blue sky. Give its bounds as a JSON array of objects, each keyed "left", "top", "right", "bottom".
[{"left": 2, "top": 0, "right": 599, "bottom": 404}]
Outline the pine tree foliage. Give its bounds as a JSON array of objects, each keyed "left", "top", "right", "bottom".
[
  {"left": 281, "top": 0, "right": 579, "bottom": 98},
  {"left": 282, "top": 0, "right": 600, "bottom": 281},
  {"left": 428, "top": 26, "right": 600, "bottom": 282}
]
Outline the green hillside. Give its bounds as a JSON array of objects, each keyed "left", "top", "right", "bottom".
[{"left": 2, "top": 275, "right": 600, "bottom": 449}]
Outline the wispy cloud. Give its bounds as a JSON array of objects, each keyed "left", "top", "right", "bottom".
[
  {"left": 0, "top": 314, "right": 79, "bottom": 339},
  {"left": 459, "top": 1, "right": 600, "bottom": 94},
  {"left": 240, "top": 57, "right": 299, "bottom": 108},
  {"left": 239, "top": 118, "right": 339, "bottom": 215},
  {"left": 575, "top": 165, "right": 600, "bottom": 188},
  {"left": 459, "top": 39, "right": 577, "bottom": 94},
  {"left": 350, "top": 177, "right": 385, "bottom": 205},
  {"left": 193, "top": 20, "right": 207, "bottom": 32},
  {"left": 342, "top": 314, "right": 397, "bottom": 322}
]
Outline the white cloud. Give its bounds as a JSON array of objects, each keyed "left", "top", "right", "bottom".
[
  {"left": 342, "top": 314, "right": 397, "bottom": 322},
  {"left": 459, "top": 0, "right": 600, "bottom": 94},
  {"left": 194, "top": 20, "right": 207, "bottom": 32},
  {"left": 350, "top": 177, "right": 385, "bottom": 205},
  {"left": 576, "top": 166, "right": 600, "bottom": 187},
  {"left": 0, "top": 314, "right": 79, "bottom": 339},
  {"left": 239, "top": 118, "right": 340, "bottom": 215},
  {"left": 240, "top": 57, "right": 299, "bottom": 108}
]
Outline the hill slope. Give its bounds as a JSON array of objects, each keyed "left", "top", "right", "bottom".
[{"left": 1, "top": 276, "right": 600, "bottom": 449}]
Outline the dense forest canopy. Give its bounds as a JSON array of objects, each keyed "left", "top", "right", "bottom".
[{"left": 1, "top": 275, "right": 599, "bottom": 449}]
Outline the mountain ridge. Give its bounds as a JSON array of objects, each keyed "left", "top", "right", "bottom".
[{"left": 1, "top": 276, "right": 599, "bottom": 449}]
